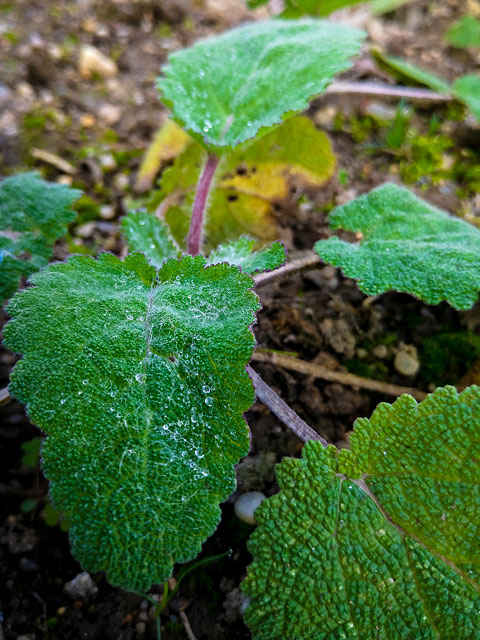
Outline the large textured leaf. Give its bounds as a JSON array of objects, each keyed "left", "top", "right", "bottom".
[
  {"left": 244, "top": 385, "right": 480, "bottom": 639},
  {"left": 4, "top": 253, "right": 259, "bottom": 591},
  {"left": 150, "top": 116, "right": 335, "bottom": 250},
  {"left": 208, "top": 237, "right": 286, "bottom": 275},
  {"left": 121, "top": 210, "right": 179, "bottom": 268},
  {"left": 0, "top": 173, "right": 81, "bottom": 300},
  {"left": 314, "top": 183, "right": 480, "bottom": 310},
  {"left": 157, "top": 19, "right": 364, "bottom": 149}
]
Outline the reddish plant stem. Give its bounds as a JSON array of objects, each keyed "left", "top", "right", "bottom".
[
  {"left": 186, "top": 153, "right": 220, "bottom": 256},
  {"left": 247, "top": 365, "right": 328, "bottom": 446}
]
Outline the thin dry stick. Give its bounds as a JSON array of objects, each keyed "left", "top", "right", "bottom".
[
  {"left": 0, "top": 386, "right": 11, "bottom": 406},
  {"left": 254, "top": 251, "right": 320, "bottom": 287},
  {"left": 247, "top": 365, "right": 328, "bottom": 445},
  {"left": 326, "top": 81, "right": 450, "bottom": 102},
  {"left": 179, "top": 611, "right": 198, "bottom": 640},
  {"left": 253, "top": 351, "right": 427, "bottom": 402}
]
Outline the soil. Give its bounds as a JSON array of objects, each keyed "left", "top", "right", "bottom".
[{"left": 1, "top": 1, "right": 479, "bottom": 639}]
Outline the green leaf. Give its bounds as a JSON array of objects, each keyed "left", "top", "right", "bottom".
[
  {"left": 121, "top": 210, "right": 179, "bottom": 269},
  {"left": 372, "top": 50, "right": 451, "bottom": 95},
  {"left": 453, "top": 75, "right": 480, "bottom": 122},
  {"left": 370, "top": 0, "right": 414, "bottom": 14},
  {"left": 208, "top": 237, "right": 286, "bottom": 275},
  {"left": 0, "top": 173, "right": 81, "bottom": 300},
  {"left": 4, "top": 252, "right": 259, "bottom": 591},
  {"left": 21, "top": 436, "right": 42, "bottom": 467},
  {"left": 157, "top": 19, "right": 364, "bottom": 149},
  {"left": 243, "top": 386, "right": 480, "bottom": 639},
  {"left": 314, "top": 183, "right": 480, "bottom": 310},
  {"left": 282, "top": 0, "right": 365, "bottom": 17},
  {"left": 446, "top": 15, "right": 480, "bottom": 49}
]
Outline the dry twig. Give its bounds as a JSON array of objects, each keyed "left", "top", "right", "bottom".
[{"left": 253, "top": 350, "right": 427, "bottom": 402}]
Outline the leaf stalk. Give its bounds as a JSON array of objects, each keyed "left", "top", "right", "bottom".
[
  {"left": 247, "top": 365, "right": 327, "bottom": 445},
  {"left": 186, "top": 153, "right": 219, "bottom": 256}
]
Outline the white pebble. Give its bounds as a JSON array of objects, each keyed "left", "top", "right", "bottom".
[
  {"left": 394, "top": 345, "right": 420, "bottom": 376},
  {"left": 234, "top": 491, "right": 266, "bottom": 525}
]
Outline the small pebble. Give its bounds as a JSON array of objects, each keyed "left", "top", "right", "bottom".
[
  {"left": 98, "top": 103, "right": 122, "bottom": 124},
  {"left": 64, "top": 571, "right": 98, "bottom": 601},
  {"left": 78, "top": 44, "right": 118, "bottom": 78},
  {"left": 135, "top": 621, "right": 146, "bottom": 634},
  {"left": 114, "top": 173, "right": 130, "bottom": 190},
  {"left": 372, "top": 344, "right": 388, "bottom": 359},
  {"left": 76, "top": 222, "right": 96, "bottom": 238},
  {"left": 80, "top": 113, "right": 95, "bottom": 128},
  {"left": 234, "top": 491, "right": 266, "bottom": 525},
  {"left": 394, "top": 345, "right": 420, "bottom": 377},
  {"left": 99, "top": 154, "right": 117, "bottom": 171},
  {"left": 100, "top": 205, "right": 115, "bottom": 220}
]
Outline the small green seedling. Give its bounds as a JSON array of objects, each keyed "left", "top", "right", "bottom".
[{"left": 2, "top": 16, "right": 480, "bottom": 640}]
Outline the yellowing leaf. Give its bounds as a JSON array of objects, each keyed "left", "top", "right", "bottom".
[
  {"left": 150, "top": 116, "right": 335, "bottom": 250},
  {"left": 219, "top": 116, "right": 335, "bottom": 200},
  {"left": 136, "top": 120, "right": 191, "bottom": 192}
]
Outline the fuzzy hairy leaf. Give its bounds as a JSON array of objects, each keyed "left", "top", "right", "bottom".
[
  {"left": 150, "top": 116, "right": 335, "bottom": 249},
  {"left": 244, "top": 385, "right": 480, "bottom": 639},
  {"left": 121, "top": 210, "right": 179, "bottom": 268},
  {"left": 157, "top": 19, "right": 364, "bottom": 149},
  {"left": 0, "top": 173, "right": 81, "bottom": 300},
  {"left": 208, "top": 237, "right": 286, "bottom": 274},
  {"left": 4, "top": 253, "right": 259, "bottom": 591},
  {"left": 314, "top": 183, "right": 480, "bottom": 310}
]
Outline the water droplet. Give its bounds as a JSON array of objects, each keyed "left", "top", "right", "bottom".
[
  {"left": 135, "top": 373, "right": 145, "bottom": 383},
  {"left": 82, "top": 379, "right": 88, "bottom": 385},
  {"left": 205, "top": 397, "right": 213, "bottom": 406},
  {"left": 202, "top": 385, "right": 210, "bottom": 394},
  {"left": 60, "top": 399, "right": 66, "bottom": 405}
]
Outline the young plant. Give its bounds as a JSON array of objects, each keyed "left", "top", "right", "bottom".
[
  {"left": 2, "top": 15, "right": 480, "bottom": 640},
  {"left": 3, "top": 18, "right": 364, "bottom": 590}
]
